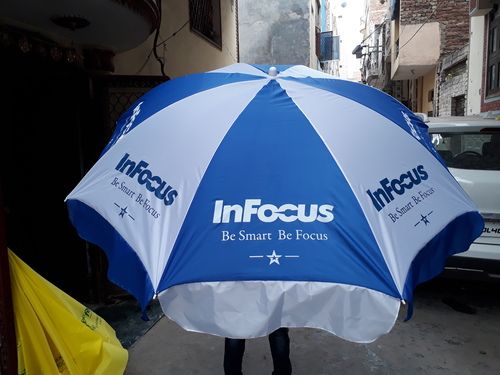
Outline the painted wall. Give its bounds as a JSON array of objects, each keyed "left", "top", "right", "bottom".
[
  {"left": 421, "top": 68, "right": 436, "bottom": 115},
  {"left": 238, "top": 0, "right": 312, "bottom": 66},
  {"left": 400, "top": 0, "right": 469, "bottom": 56},
  {"left": 468, "top": 16, "right": 485, "bottom": 115},
  {"left": 399, "top": 23, "right": 440, "bottom": 66},
  {"left": 392, "top": 22, "right": 441, "bottom": 79},
  {"left": 113, "top": 0, "right": 237, "bottom": 78}
]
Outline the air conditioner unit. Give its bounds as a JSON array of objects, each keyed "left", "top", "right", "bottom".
[{"left": 470, "top": 0, "right": 493, "bottom": 17}]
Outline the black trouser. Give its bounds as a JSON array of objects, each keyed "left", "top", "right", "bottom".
[{"left": 224, "top": 327, "right": 292, "bottom": 375}]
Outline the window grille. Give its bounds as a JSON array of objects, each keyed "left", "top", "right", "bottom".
[{"left": 189, "top": 0, "right": 222, "bottom": 49}]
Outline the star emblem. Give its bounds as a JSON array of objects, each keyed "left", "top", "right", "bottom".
[
  {"left": 267, "top": 250, "right": 282, "bottom": 265},
  {"left": 119, "top": 206, "right": 128, "bottom": 218},
  {"left": 414, "top": 211, "right": 434, "bottom": 227},
  {"left": 420, "top": 214, "right": 430, "bottom": 225}
]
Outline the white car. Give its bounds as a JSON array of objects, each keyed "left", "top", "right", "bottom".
[{"left": 424, "top": 116, "right": 500, "bottom": 279}]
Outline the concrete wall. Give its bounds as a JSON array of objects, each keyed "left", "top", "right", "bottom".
[
  {"left": 392, "top": 22, "right": 441, "bottom": 79},
  {"left": 399, "top": 23, "right": 441, "bottom": 68},
  {"left": 468, "top": 16, "right": 485, "bottom": 115},
  {"left": 309, "top": 0, "right": 320, "bottom": 68},
  {"left": 239, "top": 0, "right": 311, "bottom": 66},
  {"left": 113, "top": 0, "right": 237, "bottom": 78}
]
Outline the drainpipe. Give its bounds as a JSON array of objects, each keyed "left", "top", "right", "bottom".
[
  {"left": 235, "top": 0, "right": 240, "bottom": 62},
  {"left": 435, "top": 60, "right": 442, "bottom": 116}
]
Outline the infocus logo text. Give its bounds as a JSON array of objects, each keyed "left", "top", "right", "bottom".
[
  {"left": 116, "top": 153, "right": 178, "bottom": 206},
  {"left": 366, "top": 165, "right": 428, "bottom": 211},
  {"left": 213, "top": 199, "right": 334, "bottom": 223}
]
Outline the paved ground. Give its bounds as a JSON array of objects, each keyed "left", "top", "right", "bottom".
[
  {"left": 109, "top": 278, "right": 500, "bottom": 375},
  {"left": 94, "top": 297, "right": 163, "bottom": 349}
]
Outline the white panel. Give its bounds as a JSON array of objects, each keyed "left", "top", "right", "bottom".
[
  {"left": 278, "top": 79, "right": 478, "bottom": 293},
  {"left": 279, "top": 65, "right": 338, "bottom": 79},
  {"left": 66, "top": 79, "right": 268, "bottom": 289},
  {"left": 209, "top": 63, "right": 268, "bottom": 77},
  {"left": 159, "top": 281, "right": 400, "bottom": 343}
]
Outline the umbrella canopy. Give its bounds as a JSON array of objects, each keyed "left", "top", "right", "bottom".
[{"left": 66, "top": 63, "right": 483, "bottom": 343}]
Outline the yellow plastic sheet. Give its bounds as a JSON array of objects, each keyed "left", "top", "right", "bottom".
[{"left": 8, "top": 249, "right": 128, "bottom": 375}]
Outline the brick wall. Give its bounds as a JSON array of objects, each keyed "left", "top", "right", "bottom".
[
  {"left": 400, "top": 0, "right": 469, "bottom": 55},
  {"left": 369, "top": 0, "right": 388, "bottom": 25}
]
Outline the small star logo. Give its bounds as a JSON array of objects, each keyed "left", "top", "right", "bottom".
[
  {"left": 267, "top": 250, "right": 282, "bottom": 265},
  {"left": 414, "top": 211, "right": 433, "bottom": 227},
  {"left": 114, "top": 203, "right": 135, "bottom": 221},
  {"left": 119, "top": 206, "right": 128, "bottom": 218},
  {"left": 420, "top": 214, "right": 430, "bottom": 225}
]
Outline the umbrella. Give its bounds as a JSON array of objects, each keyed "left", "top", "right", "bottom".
[{"left": 65, "top": 64, "right": 483, "bottom": 343}]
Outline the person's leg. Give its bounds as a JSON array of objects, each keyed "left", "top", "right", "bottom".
[
  {"left": 268, "top": 328, "right": 292, "bottom": 375},
  {"left": 224, "top": 338, "right": 246, "bottom": 375}
]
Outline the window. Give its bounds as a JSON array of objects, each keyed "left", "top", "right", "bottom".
[
  {"left": 451, "top": 95, "right": 465, "bottom": 116},
  {"left": 430, "top": 132, "right": 500, "bottom": 171},
  {"left": 487, "top": 5, "right": 500, "bottom": 97},
  {"left": 428, "top": 89, "right": 434, "bottom": 103},
  {"left": 189, "top": 0, "right": 222, "bottom": 49}
]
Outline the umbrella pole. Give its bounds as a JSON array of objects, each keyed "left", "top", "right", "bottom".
[{"left": 0, "top": 187, "right": 17, "bottom": 375}]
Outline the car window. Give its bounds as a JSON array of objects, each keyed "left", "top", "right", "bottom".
[{"left": 430, "top": 132, "right": 500, "bottom": 170}]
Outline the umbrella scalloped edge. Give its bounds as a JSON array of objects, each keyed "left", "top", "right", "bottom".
[{"left": 158, "top": 280, "right": 401, "bottom": 343}]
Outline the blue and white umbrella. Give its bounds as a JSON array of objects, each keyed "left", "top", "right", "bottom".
[{"left": 66, "top": 64, "right": 483, "bottom": 343}]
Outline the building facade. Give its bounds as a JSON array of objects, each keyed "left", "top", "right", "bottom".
[
  {"left": 359, "top": 0, "right": 391, "bottom": 88},
  {"left": 359, "top": 0, "right": 500, "bottom": 118},
  {"left": 359, "top": 0, "right": 471, "bottom": 116},
  {"left": 320, "top": 0, "right": 341, "bottom": 76}
]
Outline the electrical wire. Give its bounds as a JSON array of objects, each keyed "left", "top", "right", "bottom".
[
  {"left": 153, "top": 0, "right": 166, "bottom": 77},
  {"left": 156, "top": 20, "right": 190, "bottom": 48},
  {"left": 395, "top": 1, "right": 444, "bottom": 55},
  {"left": 135, "top": 49, "right": 154, "bottom": 75},
  {"left": 359, "top": 1, "right": 445, "bottom": 61},
  {"left": 359, "top": 20, "right": 386, "bottom": 48},
  {"left": 135, "top": 18, "right": 189, "bottom": 75}
]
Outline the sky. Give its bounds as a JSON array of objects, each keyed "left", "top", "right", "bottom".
[{"left": 333, "top": 0, "right": 364, "bottom": 81}]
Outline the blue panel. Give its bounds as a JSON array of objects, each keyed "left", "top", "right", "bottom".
[
  {"left": 102, "top": 72, "right": 264, "bottom": 155},
  {"left": 403, "top": 211, "right": 484, "bottom": 319},
  {"left": 158, "top": 80, "right": 399, "bottom": 298},
  {"left": 66, "top": 200, "right": 154, "bottom": 312},
  {"left": 282, "top": 77, "right": 440, "bottom": 160}
]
